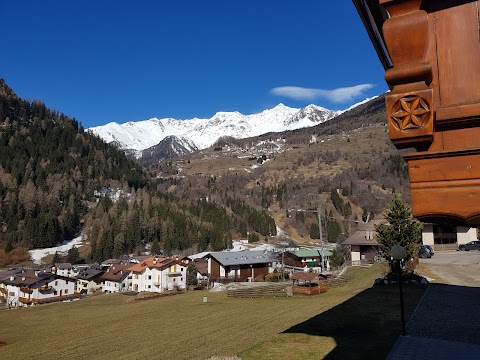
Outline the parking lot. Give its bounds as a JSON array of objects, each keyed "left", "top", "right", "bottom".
[{"left": 419, "top": 251, "right": 480, "bottom": 286}]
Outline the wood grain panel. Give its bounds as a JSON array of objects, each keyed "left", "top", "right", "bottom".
[
  {"left": 408, "top": 153, "right": 480, "bottom": 182},
  {"left": 435, "top": 1, "right": 480, "bottom": 106}
]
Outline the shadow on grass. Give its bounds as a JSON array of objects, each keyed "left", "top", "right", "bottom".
[{"left": 282, "top": 284, "right": 426, "bottom": 360}]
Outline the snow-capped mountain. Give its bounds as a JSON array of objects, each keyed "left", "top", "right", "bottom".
[
  {"left": 89, "top": 103, "right": 341, "bottom": 157},
  {"left": 139, "top": 135, "right": 198, "bottom": 166}
]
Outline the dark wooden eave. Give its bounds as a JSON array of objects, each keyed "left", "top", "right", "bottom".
[{"left": 352, "top": 0, "right": 392, "bottom": 70}]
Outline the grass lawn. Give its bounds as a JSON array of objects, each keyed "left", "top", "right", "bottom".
[{"left": 0, "top": 264, "right": 425, "bottom": 360}]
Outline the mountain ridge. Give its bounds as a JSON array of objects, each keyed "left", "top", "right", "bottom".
[{"left": 88, "top": 102, "right": 351, "bottom": 156}]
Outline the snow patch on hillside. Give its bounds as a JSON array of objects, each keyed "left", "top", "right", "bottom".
[{"left": 29, "top": 235, "right": 83, "bottom": 265}]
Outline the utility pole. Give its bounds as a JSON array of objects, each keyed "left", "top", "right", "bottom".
[{"left": 316, "top": 205, "right": 324, "bottom": 272}]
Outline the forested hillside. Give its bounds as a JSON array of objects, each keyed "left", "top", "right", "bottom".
[
  {"left": 0, "top": 79, "right": 275, "bottom": 263},
  {"left": 151, "top": 94, "right": 411, "bottom": 247}
]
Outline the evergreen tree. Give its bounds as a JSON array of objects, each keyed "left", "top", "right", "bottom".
[
  {"left": 329, "top": 249, "right": 345, "bottom": 267},
  {"left": 375, "top": 194, "right": 422, "bottom": 272},
  {"left": 151, "top": 239, "right": 161, "bottom": 255},
  {"left": 309, "top": 223, "right": 320, "bottom": 239},
  {"left": 66, "top": 246, "right": 80, "bottom": 264},
  {"left": 51, "top": 251, "right": 61, "bottom": 265},
  {"left": 187, "top": 266, "right": 198, "bottom": 286}
]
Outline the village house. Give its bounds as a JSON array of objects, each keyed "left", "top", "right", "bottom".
[
  {"left": 0, "top": 269, "right": 79, "bottom": 308},
  {"left": 342, "top": 217, "right": 386, "bottom": 264},
  {"left": 100, "top": 263, "right": 132, "bottom": 293},
  {"left": 54, "top": 263, "right": 76, "bottom": 277},
  {"left": 285, "top": 249, "right": 332, "bottom": 273},
  {"left": 128, "top": 256, "right": 187, "bottom": 293},
  {"left": 76, "top": 266, "right": 104, "bottom": 294},
  {"left": 203, "top": 250, "right": 277, "bottom": 281}
]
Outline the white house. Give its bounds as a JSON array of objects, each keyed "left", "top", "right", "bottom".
[
  {"left": 0, "top": 269, "right": 79, "bottom": 308},
  {"left": 100, "top": 264, "right": 132, "bottom": 293},
  {"left": 127, "top": 256, "right": 187, "bottom": 293}
]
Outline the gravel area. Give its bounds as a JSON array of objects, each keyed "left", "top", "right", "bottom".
[
  {"left": 420, "top": 251, "right": 480, "bottom": 286},
  {"left": 407, "top": 284, "right": 480, "bottom": 344}
]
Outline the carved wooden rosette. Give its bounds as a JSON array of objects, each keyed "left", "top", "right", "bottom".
[
  {"left": 386, "top": 90, "right": 434, "bottom": 148},
  {"left": 381, "top": 0, "right": 433, "bottom": 149}
]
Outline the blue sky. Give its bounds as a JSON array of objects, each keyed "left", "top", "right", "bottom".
[{"left": 2, "top": 1, "right": 387, "bottom": 128}]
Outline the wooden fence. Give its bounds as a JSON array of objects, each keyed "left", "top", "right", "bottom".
[
  {"left": 227, "top": 283, "right": 292, "bottom": 298},
  {"left": 319, "top": 276, "right": 350, "bottom": 288}
]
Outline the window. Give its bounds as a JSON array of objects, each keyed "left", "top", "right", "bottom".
[
  {"left": 54, "top": 291, "right": 58, "bottom": 295},
  {"left": 148, "top": 275, "right": 152, "bottom": 280},
  {"left": 65, "top": 289, "right": 68, "bottom": 294},
  {"left": 148, "top": 285, "right": 151, "bottom": 289},
  {"left": 134, "top": 274, "right": 138, "bottom": 279},
  {"left": 55, "top": 281, "right": 58, "bottom": 286}
]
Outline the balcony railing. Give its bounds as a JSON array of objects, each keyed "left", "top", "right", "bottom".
[
  {"left": 38, "top": 286, "right": 53, "bottom": 293},
  {"left": 166, "top": 272, "right": 182, "bottom": 277},
  {"left": 19, "top": 297, "right": 33, "bottom": 304},
  {"left": 20, "top": 287, "right": 33, "bottom": 294}
]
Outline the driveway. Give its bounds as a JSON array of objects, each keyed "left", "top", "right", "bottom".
[{"left": 419, "top": 251, "right": 480, "bottom": 287}]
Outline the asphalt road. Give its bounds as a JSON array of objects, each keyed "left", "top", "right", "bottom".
[{"left": 419, "top": 251, "right": 480, "bottom": 287}]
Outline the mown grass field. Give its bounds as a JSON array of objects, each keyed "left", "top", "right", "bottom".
[{"left": 0, "top": 264, "right": 425, "bottom": 360}]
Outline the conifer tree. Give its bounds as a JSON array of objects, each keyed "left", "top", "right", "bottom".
[{"left": 375, "top": 194, "right": 422, "bottom": 271}]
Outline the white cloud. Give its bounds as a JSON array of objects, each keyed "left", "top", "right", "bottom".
[{"left": 270, "top": 84, "right": 375, "bottom": 103}]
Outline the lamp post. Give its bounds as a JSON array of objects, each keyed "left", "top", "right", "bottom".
[{"left": 391, "top": 244, "right": 406, "bottom": 336}]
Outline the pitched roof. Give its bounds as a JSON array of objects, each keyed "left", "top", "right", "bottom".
[
  {"left": 291, "top": 249, "right": 332, "bottom": 258},
  {"left": 127, "top": 257, "right": 179, "bottom": 273},
  {"left": 205, "top": 250, "right": 277, "bottom": 267},
  {"left": 342, "top": 230, "right": 380, "bottom": 246},
  {"left": 343, "top": 216, "right": 387, "bottom": 246},
  {"left": 76, "top": 268, "right": 104, "bottom": 280},
  {"left": 291, "top": 272, "right": 319, "bottom": 282},
  {"left": 100, "top": 264, "right": 131, "bottom": 282},
  {"left": 55, "top": 263, "right": 74, "bottom": 270}
]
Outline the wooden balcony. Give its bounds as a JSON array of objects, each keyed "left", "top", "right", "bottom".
[
  {"left": 20, "top": 287, "right": 33, "bottom": 294},
  {"left": 19, "top": 297, "right": 33, "bottom": 304},
  {"left": 0, "top": 293, "right": 6, "bottom": 302},
  {"left": 0, "top": 287, "right": 6, "bottom": 294},
  {"left": 38, "top": 286, "right": 53, "bottom": 293}
]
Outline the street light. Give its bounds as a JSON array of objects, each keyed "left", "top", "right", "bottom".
[{"left": 391, "top": 244, "right": 406, "bottom": 336}]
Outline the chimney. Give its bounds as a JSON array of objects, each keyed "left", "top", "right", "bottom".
[
  {"left": 10, "top": 276, "right": 14, "bottom": 281},
  {"left": 22, "top": 276, "right": 26, "bottom": 281}
]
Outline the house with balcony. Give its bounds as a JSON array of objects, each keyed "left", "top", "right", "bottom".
[
  {"left": 0, "top": 269, "right": 79, "bottom": 308},
  {"left": 203, "top": 250, "right": 278, "bottom": 282},
  {"left": 127, "top": 256, "right": 187, "bottom": 293},
  {"left": 100, "top": 263, "right": 132, "bottom": 293}
]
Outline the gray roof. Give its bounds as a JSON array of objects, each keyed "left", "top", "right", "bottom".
[{"left": 206, "top": 250, "right": 277, "bottom": 266}]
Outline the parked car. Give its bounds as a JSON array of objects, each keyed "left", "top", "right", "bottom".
[
  {"left": 424, "top": 245, "right": 434, "bottom": 256},
  {"left": 418, "top": 245, "right": 432, "bottom": 258},
  {"left": 458, "top": 241, "right": 480, "bottom": 251}
]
